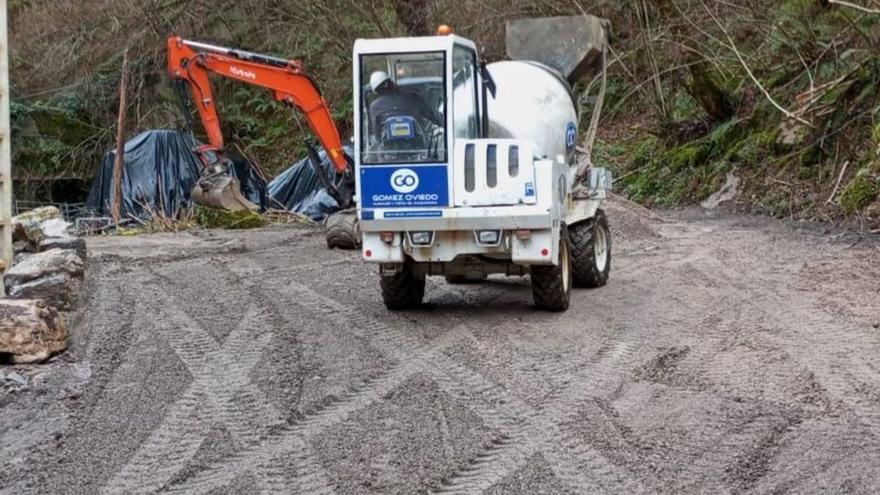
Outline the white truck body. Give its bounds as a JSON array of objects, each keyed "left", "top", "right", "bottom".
[{"left": 352, "top": 27, "right": 611, "bottom": 310}]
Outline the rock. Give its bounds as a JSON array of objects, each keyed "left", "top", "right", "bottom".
[
  {"left": 13, "top": 241, "right": 34, "bottom": 255},
  {"left": 5, "top": 371, "right": 27, "bottom": 387},
  {"left": 4, "top": 249, "right": 84, "bottom": 289},
  {"left": 13, "top": 251, "right": 33, "bottom": 266},
  {"left": 0, "top": 300, "right": 67, "bottom": 364},
  {"left": 7, "top": 273, "right": 75, "bottom": 311},
  {"left": 39, "top": 236, "right": 87, "bottom": 261},
  {"left": 701, "top": 172, "right": 742, "bottom": 209},
  {"left": 12, "top": 206, "right": 62, "bottom": 244},
  {"left": 40, "top": 218, "right": 73, "bottom": 238}
]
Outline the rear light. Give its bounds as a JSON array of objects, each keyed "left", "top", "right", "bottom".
[
  {"left": 515, "top": 229, "right": 531, "bottom": 240},
  {"left": 476, "top": 230, "right": 501, "bottom": 246},
  {"left": 380, "top": 232, "right": 394, "bottom": 244},
  {"left": 409, "top": 231, "right": 434, "bottom": 246},
  {"left": 365, "top": 249, "right": 373, "bottom": 258},
  {"left": 541, "top": 248, "right": 550, "bottom": 257}
]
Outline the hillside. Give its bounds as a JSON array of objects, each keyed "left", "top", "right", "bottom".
[{"left": 8, "top": 0, "right": 880, "bottom": 227}]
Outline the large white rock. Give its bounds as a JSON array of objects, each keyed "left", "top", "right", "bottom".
[
  {"left": 40, "top": 218, "right": 73, "bottom": 238},
  {"left": 12, "top": 206, "right": 63, "bottom": 245},
  {"left": 0, "top": 299, "right": 67, "bottom": 364}
]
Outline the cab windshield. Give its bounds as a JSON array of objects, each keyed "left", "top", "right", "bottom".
[{"left": 359, "top": 51, "right": 447, "bottom": 165}]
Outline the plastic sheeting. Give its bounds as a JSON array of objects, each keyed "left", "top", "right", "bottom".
[
  {"left": 267, "top": 145, "right": 352, "bottom": 221},
  {"left": 85, "top": 130, "right": 266, "bottom": 218}
]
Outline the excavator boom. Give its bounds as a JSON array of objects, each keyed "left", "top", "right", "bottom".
[{"left": 167, "top": 37, "right": 352, "bottom": 210}]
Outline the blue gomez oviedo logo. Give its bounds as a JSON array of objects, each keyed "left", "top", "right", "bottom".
[
  {"left": 361, "top": 165, "right": 449, "bottom": 208},
  {"left": 565, "top": 122, "right": 578, "bottom": 152},
  {"left": 390, "top": 169, "right": 420, "bottom": 194}
]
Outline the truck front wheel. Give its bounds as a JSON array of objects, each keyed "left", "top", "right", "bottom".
[
  {"left": 380, "top": 262, "right": 425, "bottom": 310},
  {"left": 531, "top": 235, "right": 572, "bottom": 311},
  {"left": 569, "top": 209, "right": 611, "bottom": 288}
]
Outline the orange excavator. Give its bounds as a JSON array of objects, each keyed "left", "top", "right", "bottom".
[{"left": 167, "top": 37, "right": 354, "bottom": 211}]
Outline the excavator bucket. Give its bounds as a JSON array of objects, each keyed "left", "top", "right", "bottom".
[{"left": 190, "top": 164, "right": 259, "bottom": 212}]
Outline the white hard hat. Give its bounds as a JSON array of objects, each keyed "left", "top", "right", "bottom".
[{"left": 369, "top": 71, "right": 391, "bottom": 92}]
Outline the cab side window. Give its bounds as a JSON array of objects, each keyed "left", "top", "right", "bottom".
[{"left": 452, "top": 46, "right": 479, "bottom": 139}]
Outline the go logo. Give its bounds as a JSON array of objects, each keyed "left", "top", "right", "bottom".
[{"left": 390, "top": 168, "right": 419, "bottom": 194}]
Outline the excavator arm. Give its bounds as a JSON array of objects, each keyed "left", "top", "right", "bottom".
[{"left": 167, "top": 37, "right": 353, "bottom": 209}]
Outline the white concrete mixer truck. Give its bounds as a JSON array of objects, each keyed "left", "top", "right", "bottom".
[{"left": 354, "top": 16, "right": 613, "bottom": 311}]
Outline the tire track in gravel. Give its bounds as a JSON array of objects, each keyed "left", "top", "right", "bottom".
[
  {"left": 272, "top": 284, "right": 648, "bottom": 494},
  {"left": 148, "top": 256, "right": 477, "bottom": 494},
  {"left": 701, "top": 242, "right": 880, "bottom": 438},
  {"left": 236, "top": 268, "right": 654, "bottom": 494},
  {"left": 24, "top": 208, "right": 879, "bottom": 495},
  {"left": 102, "top": 268, "right": 299, "bottom": 494},
  {"left": 654, "top": 229, "right": 880, "bottom": 492},
  {"left": 37, "top": 264, "right": 149, "bottom": 495},
  {"left": 167, "top": 254, "right": 645, "bottom": 493},
  {"left": 430, "top": 340, "right": 650, "bottom": 495}
]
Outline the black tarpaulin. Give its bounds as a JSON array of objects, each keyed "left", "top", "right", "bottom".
[
  {"left": 267, "top": 145, "right": 352, "bottom": 221},
  {"left": 85, "top": 130, "right": 265, "bottom": 218}
]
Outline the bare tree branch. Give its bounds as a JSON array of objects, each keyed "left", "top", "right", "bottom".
[
  {"left": 827, "top": 0, "right": 880, "bottom": 14},
  {"left": 699, "top": 0, "right": 813, "bottom": 126}
]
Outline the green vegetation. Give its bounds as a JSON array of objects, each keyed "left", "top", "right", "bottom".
[
  {"left": 195, "top": 207, "right": 268, "bottom": 230},
  {"left": 839, "top": 169, "right": 879, "bottom": 214},
  {"left": 8, "top": 0, "right": 880, "bottom": 225}
]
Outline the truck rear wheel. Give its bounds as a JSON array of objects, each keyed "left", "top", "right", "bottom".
[
  {"left": 380, "top": 263, "right": 425, "bottom": 310},
  {"left": 569, "top": 209, "right": 611, "bottom": 288},
  {"left": 531, "top": 235, "right": 572, "bottom": 311}
]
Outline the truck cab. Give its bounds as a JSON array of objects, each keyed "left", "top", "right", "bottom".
[{"left": 353, "top": 26, "right": 612, "bottom": 311}]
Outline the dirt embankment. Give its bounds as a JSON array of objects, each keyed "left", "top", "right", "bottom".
[{"left": 2, "top": 199, "right": 879, "bottom": 494}]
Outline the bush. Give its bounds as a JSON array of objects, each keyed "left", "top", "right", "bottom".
[
  {"left": 195, "top": 207, "right": 268, "bottom": 230},
  {"left": 839, "top": 170, "right": 879, "bottom": 215}
]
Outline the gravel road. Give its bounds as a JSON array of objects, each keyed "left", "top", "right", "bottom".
[{"left": 2, "top": 199, "right": 880, "bottom": 494}]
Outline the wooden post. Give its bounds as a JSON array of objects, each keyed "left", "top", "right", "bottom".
[
  {"left": 0, "top": 0, "right": 13, "bottom": 278},
  {"left": 111, "top": 49, "right": 129, "bottom": 224}
]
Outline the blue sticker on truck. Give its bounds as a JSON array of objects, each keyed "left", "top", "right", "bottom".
[
  {"left": 360, "top": 165, "right": 449, "bottom": 208},
  {"left": 565, "top": 122, "right": 578, "bottom": 151}
]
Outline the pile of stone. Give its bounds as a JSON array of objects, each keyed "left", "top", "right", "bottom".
[{"left": 1, "top": 206, "right": 86, "bottom": 364}]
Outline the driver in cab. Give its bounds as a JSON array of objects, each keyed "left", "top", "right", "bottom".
[{"left": 368, "top": 71, "right": 441, "bottom": 146}]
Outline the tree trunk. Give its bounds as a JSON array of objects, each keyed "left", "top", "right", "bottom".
[
  {"left": 112, "top": 49, "right": 129, "bottom": 224},
  {"left": 687, "top": 60, "right": 735, "bottom": 123}
]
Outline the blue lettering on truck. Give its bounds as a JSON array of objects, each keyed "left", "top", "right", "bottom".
[
  {"left": 383, "top": 211, "right": 443, "bottom": 218},
  {"left": 360, "top": 165, "right": 449, "bottom": 208}
]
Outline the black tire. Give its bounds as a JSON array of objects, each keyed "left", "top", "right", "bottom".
[
  {"left": 325, "top": 210, "right": 361, "bottom": 250},
  {"left": 531, "top": 234, "right": 572, "bottom": 311},
  {"left": 380, "top": 263, "right": 425, "bottom": 310},
  {"left": 569, "top": 209, "right": 612, "bottom": 288},
  {"left": 444, "top": 274, "right": 469, "bottom": 284}
]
